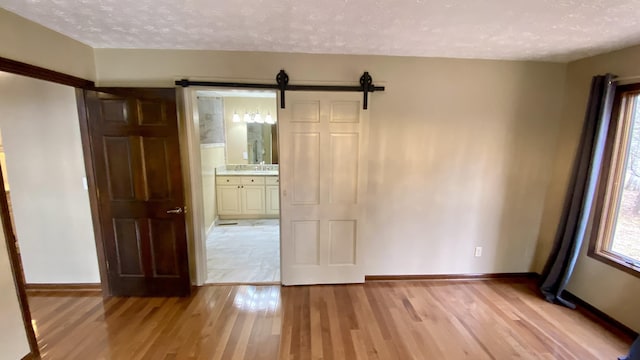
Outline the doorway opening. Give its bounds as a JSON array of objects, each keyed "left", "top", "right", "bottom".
[
  {"left": 0, "top": 70, "right": 106, "bottom": 357},
  {"left": 195, "top": 89, "right": 281, "bottom": 284},
  {"left": 0, "top": 72, "right": 102, "bottom": 288}
]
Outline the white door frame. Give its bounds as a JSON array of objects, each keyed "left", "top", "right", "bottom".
[{"left": 177, "top": 87, "right": 208, "bottom": 286}]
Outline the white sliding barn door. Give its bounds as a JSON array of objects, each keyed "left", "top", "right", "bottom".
[{"left": 279, "top": 92, "right": 368, "bottom": 285}]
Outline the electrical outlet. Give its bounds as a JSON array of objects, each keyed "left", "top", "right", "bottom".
[{"left": 474, "top": 246, "right": 483, "bottom": 257}]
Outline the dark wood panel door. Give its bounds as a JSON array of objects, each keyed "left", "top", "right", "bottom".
[{"left": 83, "top": 88, "right": 190, "bottom": 296}]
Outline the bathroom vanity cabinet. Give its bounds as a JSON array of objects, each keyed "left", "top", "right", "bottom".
[
  {"left": 216, "top": 175, "right": 279, "bottom": 218},
  {"left": 265, "top": 176, "right": 280, "bottom": 215}
]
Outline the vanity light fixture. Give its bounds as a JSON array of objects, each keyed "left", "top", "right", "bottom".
[
  {"left": 254, "top": 111, "right": 264, "bottom": 124},
  {"left": 243, "top": 111, "right": 252, "bottom": 123},
  {"left": 265, "top": 112, "right": 275, "bottom": 124},
  {"left": 237, "top": 109, "right": 275, "bottom": 124}
]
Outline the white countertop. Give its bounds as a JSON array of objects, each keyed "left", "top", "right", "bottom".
[{"left": 216, "top": 170, "right": 279, "bottom": 176}]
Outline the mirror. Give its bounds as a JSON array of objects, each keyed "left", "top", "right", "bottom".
[
  {"left": 247, "top": 123, "right": 275, "bottom": 164},
  {"left": 196, "top": 91, "right": 278, "bottom": 164}
]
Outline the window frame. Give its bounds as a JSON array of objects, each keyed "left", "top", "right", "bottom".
[{"left": 588, "top": 83, "right": 640, "bottom": 277}]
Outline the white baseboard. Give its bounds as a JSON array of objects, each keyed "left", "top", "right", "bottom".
[{"left": 205, "top": 216, "right": 218, "bottom": 236}]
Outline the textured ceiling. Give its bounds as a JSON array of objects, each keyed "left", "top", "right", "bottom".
[{"left": 3, "top": 0, "right": 640, "bottom": 62}]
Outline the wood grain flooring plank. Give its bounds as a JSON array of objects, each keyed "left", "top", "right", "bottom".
[{"left": 26, "top": 280, "right": 632, "bottom": 359}]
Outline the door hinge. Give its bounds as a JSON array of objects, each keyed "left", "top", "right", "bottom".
[
  {"left": 106, "top": 260, "right": 110, "bottom": 271},
  {"left": 15, "top": 240, "right": 20, "bottom": 255}
]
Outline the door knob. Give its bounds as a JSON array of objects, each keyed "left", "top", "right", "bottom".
[{"left": 166, "top": 207, "right": 183, "bottom": 214}]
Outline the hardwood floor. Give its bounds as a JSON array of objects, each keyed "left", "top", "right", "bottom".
[{"left": 28, "top": 279, "right": 632, "bottom": 359}]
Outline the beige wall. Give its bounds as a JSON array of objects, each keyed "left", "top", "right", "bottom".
[
  {"left": 201, "top": 145, "right": 225, "bottom": 232},
  {"left": 223, "top": 97, "right": 278, "bottom": 164},
  {"left": 224, "top": 98, "right": 247, "bottom": 165},
  {"left": 95, "top": 49, "right": 567, "bottom": 276},
  {"left": 0, "top": 9, "right": 95, "bottom": 80},
  {"left": 536, "top": 44, "right": 640, "bottom": 332},
  {"left": 0, "top": 72, "right": 100, "bottom": 284},
  {"left": 0, "top": 212, "right": 30, "bottom": 360}
]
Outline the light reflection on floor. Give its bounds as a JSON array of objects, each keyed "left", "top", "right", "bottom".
[
  {"left": 233, "top": 286, "right": 280, "bottom": 312},
  {"left": 31, "top": 319, "right": 39, "bottom": 337}
]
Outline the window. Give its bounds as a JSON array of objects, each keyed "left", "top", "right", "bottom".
[{"left": 589, "top": 83, "right": 640, "bottom": 276}]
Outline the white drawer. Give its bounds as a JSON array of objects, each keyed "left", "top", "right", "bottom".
[
  {"left": 266, "top": 176, "right": 279, "bottom": 185},
  {"left": 241, "top": 176, "right": 265, "bottom": 185},
  {"left": 217, "top": 176, "right": 242, "bottom": 185}
]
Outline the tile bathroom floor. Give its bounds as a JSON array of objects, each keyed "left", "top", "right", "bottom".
[{"left": 206, "top": 219, "right": 280, "bottom": 283}]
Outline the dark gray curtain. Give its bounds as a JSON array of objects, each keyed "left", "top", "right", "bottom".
[
  {"left": 539, "top": 74, "right": 616, "bottom": 308},
  {"left": 619, "top": 336, "right": 640, "bottom": 360}
]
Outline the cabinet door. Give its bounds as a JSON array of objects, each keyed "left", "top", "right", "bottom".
[
  {"left": 266, "top": 185, "right": 280, "bottom": 215},
  {"left": 241, "top": 185, "right": 266, "bottom": 214},
  {"left": 217, "top": 185, "right": 242, "bottom": 215}
]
